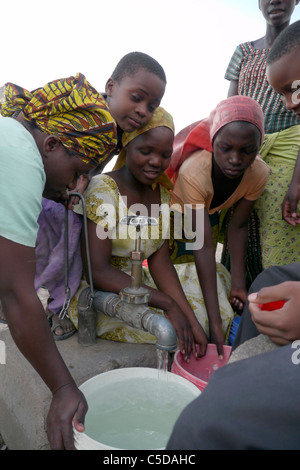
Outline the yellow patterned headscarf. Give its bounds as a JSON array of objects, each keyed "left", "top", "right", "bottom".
[
  {"left": 0, "top": 73, "right": 117, "bottom": 167},
  {"left": 113, "top": 106, "right": 175, "bottom": 189}
]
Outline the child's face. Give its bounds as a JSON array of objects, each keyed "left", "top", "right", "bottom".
[
  {"left": 125, "top": 127, "right": 174, "bottom": 185},
  {"left": 213, "top": 121, "right": 261, "bottom": 179},
  {"left": 259, "top": 0, "right": 299, "bottom": 26},
  {"left": 267, "top": 49, "right": 300, "bottom": 118},
  {"left": 105, "top": 69, "right": 165, "bottom": 133}
]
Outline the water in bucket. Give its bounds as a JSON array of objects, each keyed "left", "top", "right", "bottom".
[{"left": 75, "top": 367, "right": 200, "bottom": 450}]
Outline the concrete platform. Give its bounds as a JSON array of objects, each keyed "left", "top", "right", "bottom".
[{"left": 0, "top": 324, "right": 157, "bottom": 450}]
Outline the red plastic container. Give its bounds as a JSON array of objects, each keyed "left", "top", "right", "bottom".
[
  {"left": 258, "top": 300, "right": 286, "bottom": 311},
  {"left": 171, "top": 344, "right": 232, "bottom": 391}
]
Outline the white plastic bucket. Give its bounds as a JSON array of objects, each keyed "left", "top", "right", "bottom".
[{"left": 74, "top": 367, "right": 200, "bottom": 450}]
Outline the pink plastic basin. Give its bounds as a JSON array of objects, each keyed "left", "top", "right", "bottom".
[{"left": 171, "top": 344, "right": 232, "bottom": 391}]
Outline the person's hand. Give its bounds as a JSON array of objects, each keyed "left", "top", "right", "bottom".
[
  {"left": 248, "top": 281, "right": 300, "bottom": 345},
  {"left": 46, "top": 382, "right": 88, "bottom": 450},
  {"left": 164, "top": 304, "right": 195, "bottom": 362},
  {"left": 190, "top": 321, "right": 208, "bottom": 358},
  {"left": 209, "top": 320, "right": 225, "bottom": 359},
  {"left": 282, "top": 184, "right": 300, "bottom": 226},
  {"left": 53, "top": 175, "right": 90, "bottom": 208},
  {"left": 229, "top": 286, "right": 248, "bottom": 313},
  {"left": 67, "top": 174, "right": 90, "bottom": 210}
]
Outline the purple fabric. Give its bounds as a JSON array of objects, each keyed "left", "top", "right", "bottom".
[{"left": 34, "top": 198, "right": 83, "bottom": 314}]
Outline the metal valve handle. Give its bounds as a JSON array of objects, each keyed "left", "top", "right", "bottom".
[{"left": 120, "top": 215, "right": 158, "bottom": 227}]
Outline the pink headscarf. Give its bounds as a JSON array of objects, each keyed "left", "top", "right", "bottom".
[{"left": 166, "top": 96, "right": 264, "bottom": 182}]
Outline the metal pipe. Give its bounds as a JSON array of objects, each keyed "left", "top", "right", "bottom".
[
  {"left": 141, "top": 310, "right": 178, "bottom": 351},
  {"left": 77, "top": 287, "right": 96, "bottom": 346},
  {"left": 67, "top": 192, "right": 96, "bottom": 345},
  {"left": 91, "top": 290, "right": 178, "bottom": 351}
]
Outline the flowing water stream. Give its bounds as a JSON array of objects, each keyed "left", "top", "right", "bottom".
[{"left": 156, "top": 349, "right": 169, "bottom": 375}]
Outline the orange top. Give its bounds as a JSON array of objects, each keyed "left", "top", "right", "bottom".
[{"left": 170, "top": 150, "right": 270, "bottom": 214}]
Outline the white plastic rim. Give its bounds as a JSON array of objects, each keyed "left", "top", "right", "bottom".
[{"left": 73, "top": 367, "right": 200, "bottom": 450}]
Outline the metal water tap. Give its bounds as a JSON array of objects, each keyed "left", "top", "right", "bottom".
[
  {"left": 77, "top": 215, "right": 178, "bottom": 351},
  {"left": 118, "top": 215, "right": 155, "bottom": 305}
]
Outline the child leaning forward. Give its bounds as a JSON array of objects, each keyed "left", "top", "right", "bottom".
[{"left": 166, "top": 96, "right": 270, "bottom": 357}]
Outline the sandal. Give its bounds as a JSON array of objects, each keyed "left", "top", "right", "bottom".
[
  {"left": 0, "top": 300, "right": 76, "bottom": 342},
  {"left": 47, "top": 309, "right": 76, "bottom": 341}
]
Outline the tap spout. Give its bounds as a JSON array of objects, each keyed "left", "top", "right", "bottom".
[
  {"left": 92, "top": 290, "right": 178, "bottom": 351},
  {"left": 141, "top": 309, "right": 178, "bottom": 351}
]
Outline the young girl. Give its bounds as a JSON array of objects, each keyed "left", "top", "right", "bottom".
[
  {"left": 69, "top": 107, "right": 208, "bottom": 361},
  {"left": 0, "top": 73, "right": 126, "bottom": 449},
  {"left": 166, "top": 96, "right": 270, "bottom": 357},
  {"left": 0, "top": 52, "right": 167, "bottom": 340},
  {"left": 225, "top": 0, "right": 300, "bottom": 274}
]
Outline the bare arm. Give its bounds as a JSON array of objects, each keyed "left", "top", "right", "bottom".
[
  {"left": 191, "top": 208, "right": 224, "bottom": 357},
  {"left": 0, "top": 236, "right": 87, "bottom": 450},
  {"left": 148, "top": 240, "right": 208, "bottom": 357},
  {"left": 227, "top": 80, "right": 239, "bottom": 97},
  {"left": 228, "top": 198, "right": 255, "bottom": 311}
]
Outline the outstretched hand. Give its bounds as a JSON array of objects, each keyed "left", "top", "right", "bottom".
[
  {"left": 67, "top": 174, "right": 90, "bottom": 210},
  {"left": 57, "top": 174, "right": 90, "bottom": 209},
  {"left": 209, "top": 320, "right": 225, "bottom": 359},
  {"left": 46, "top": 383, "right": 88, "bottom": 450},
  {"left": 164, "top": 304, "right": 208, "bottom": 362},
  {"left": 282, "top": 184, "right": 300, "bottom": 226},
  {"left": 229, "top": 286, "right": 248, "bottom": 313},
  {"left": 164, "top": 305, "right": 194, "bottom": 362},
  {"left": 190, "top": 321, "right": 208, "bottom": 358}
]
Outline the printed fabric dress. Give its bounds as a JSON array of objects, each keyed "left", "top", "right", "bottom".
[{"left": 68, "top": 174, "right": 234, "bottom": 344}]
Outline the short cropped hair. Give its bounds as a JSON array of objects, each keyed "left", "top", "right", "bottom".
[
  {"left": 267, "top": 20, "right": 300, "bottom": 65},
  {"left": 111, "top": 51, "right": 166, "bottom": 84}
]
